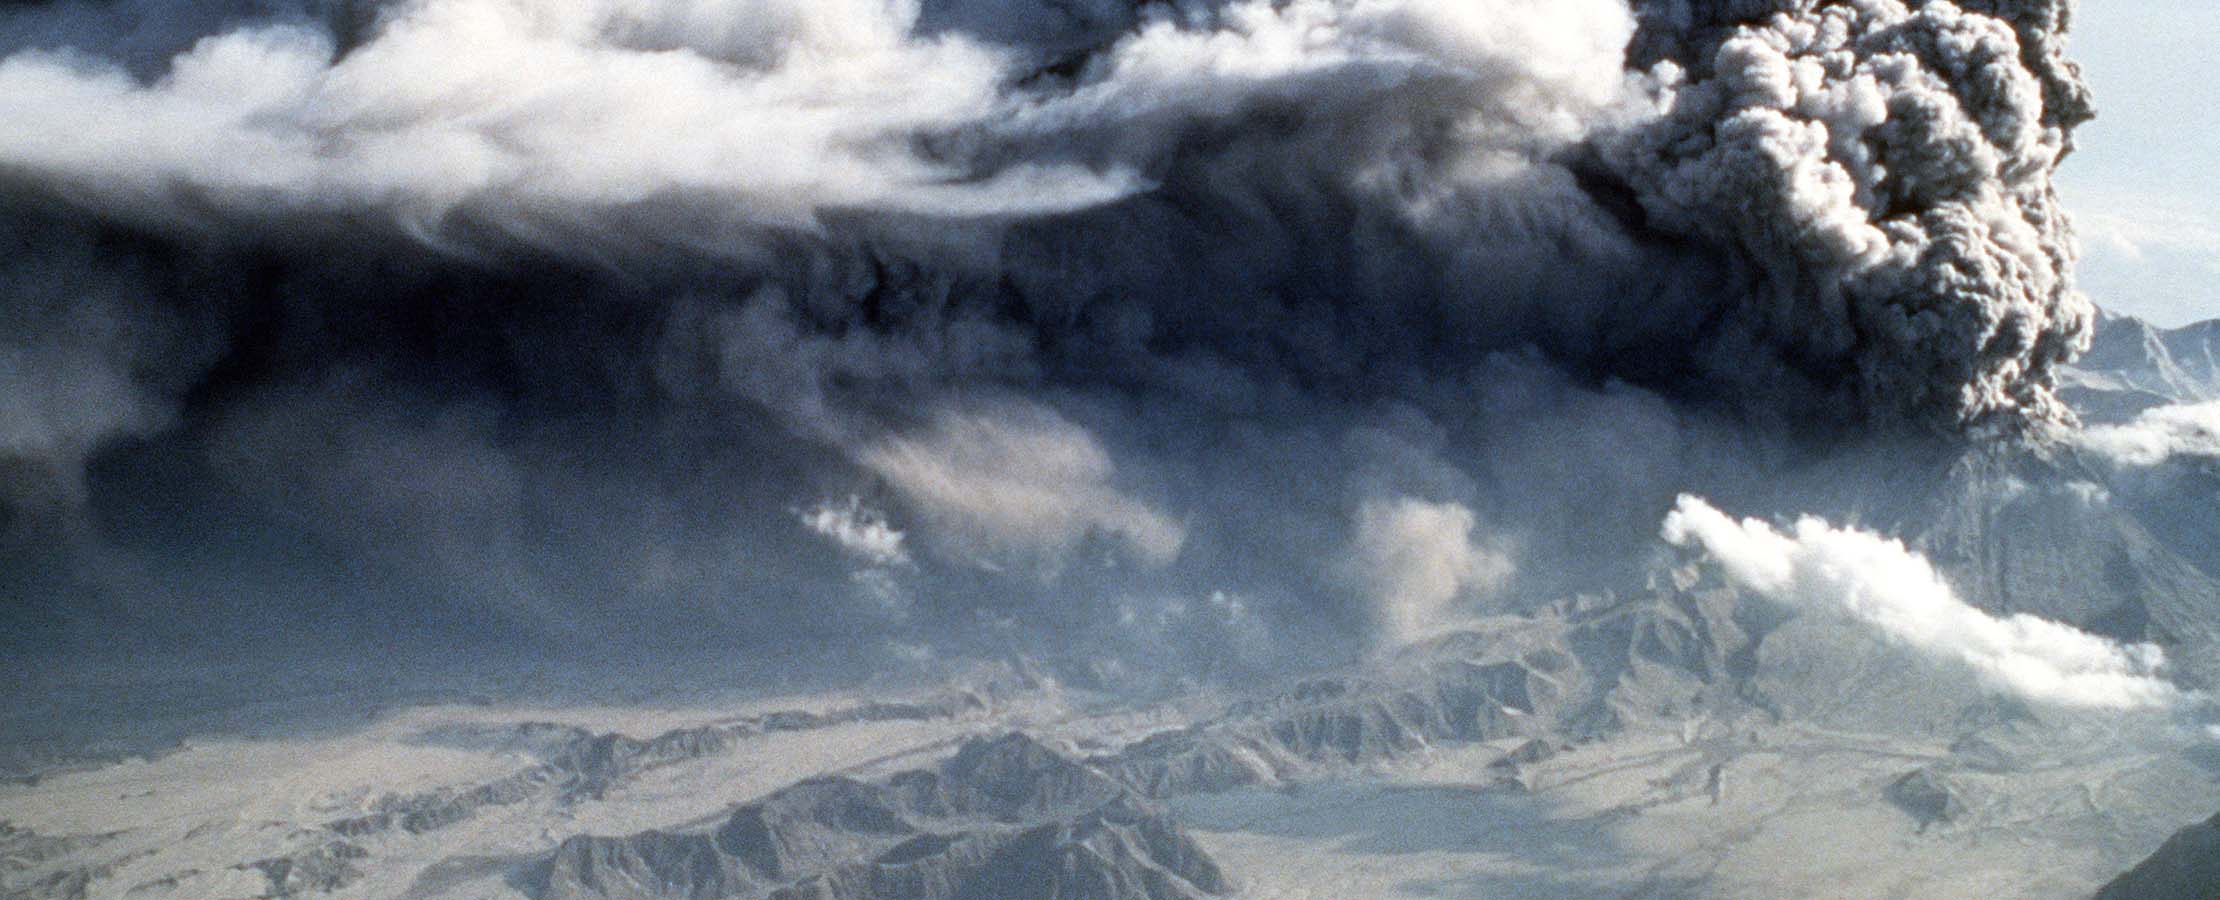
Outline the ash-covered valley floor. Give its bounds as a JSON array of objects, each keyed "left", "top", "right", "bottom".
[{"left": 4, "top": 601, "right": 2216, "bottom": 900}]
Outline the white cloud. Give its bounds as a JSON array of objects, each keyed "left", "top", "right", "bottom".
[
  {"left": 1342, "top": 497, "right": 1514, "bottom": 647},
  {"left": 2074, "top": 207, "right": 2220, "bottom": 266},
  {"left": 798, "top": 495, "right": 916, "bottom": 613},
  {"left": 0, "top": 0, "right": 1136, "bottom": 245},
  {"left": 1661, "top": 495, "right": 2187, "bottom": 711},
  {"left": 2074, "top": 401, "right": 2220, "bottom": 468},
  {"left": 0, "top": 0, "right": 1639, "bottom": 256},
  {"left": 797, "top": 496, "right": 910, "bottom": 568},
  {"left": 859, "top": 404, "right": 1184, "bottom": 573},
  {"left": 2064, "top": 197, "right": 2220, "bottom": 326}
]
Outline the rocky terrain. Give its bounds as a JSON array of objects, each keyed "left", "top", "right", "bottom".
[
  {"left": 533, "top": 733, "right": 1226, "bottom": 900},
  {"left": 6, "top": 526, "right": 2216, "bottom": 898}
]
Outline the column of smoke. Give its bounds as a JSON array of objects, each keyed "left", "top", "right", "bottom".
[{"left": 0, "top": 0, "right": 2099, "bottom": 691}]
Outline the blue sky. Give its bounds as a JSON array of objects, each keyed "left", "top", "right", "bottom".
[{"left": 2059, "top": 0, "right": 2220, "bottom": 326}]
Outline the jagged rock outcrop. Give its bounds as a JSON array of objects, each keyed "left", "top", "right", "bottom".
[
  {"left": 1886, "top": 769, "right": 1968, "bottom": 833},
  {"left": 0, "top": 868, "right": 91, "bottom": 900},
  {"left": 530, "top": 734, "right": 1227, "bottom": 900},
  {"left": 2094, "top": 811, "right": 2220, "bottom": 900},
  {"left": 0, "top": 824, "right": 111, "bottom": 878},
  {"left": 241, "top": 840, "right": 368, "bottom": 898},
  {"left": 0, "top": 823, "right": 117, "bottom": 900}
]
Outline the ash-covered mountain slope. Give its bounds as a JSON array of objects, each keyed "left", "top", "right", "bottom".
[
  {"left": 506, "top": 574, "right": 1997, "bottom": 900},
  {"left": 1907, "top": 443, "right": 2220, "bottom": 689},
  {"left": 2060, "top": 310, "right": 2220, "bottom": 423},
  {"left": 1091, "top": 576, "right": 1755, "bottom": 796},
  {"left": 2095, "top": 811, "right": 2220, "bottom": 900},
  {"left": 529, "top": 733, "right": 1228, "bottom": 900},
  {"left": 0, "top": 670, "right": 1067, "bottom": 900},
  {"left": 331, "top": 693, "right": 995, "bottom": 841},
  {"left": 1089, "top": 558, "right": 2101, "bottom": 802},
  {"left": 1676, "top": 330, "right": 2220, "bottom": 697}
]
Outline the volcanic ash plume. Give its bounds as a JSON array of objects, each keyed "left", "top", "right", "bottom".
[{"left": 1608, "top": 0, "right": 2095, "bottom": 430}]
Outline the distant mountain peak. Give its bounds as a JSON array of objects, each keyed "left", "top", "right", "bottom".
[{"left": 2062, "top": 309, "right": 2220, "bottom": 424}]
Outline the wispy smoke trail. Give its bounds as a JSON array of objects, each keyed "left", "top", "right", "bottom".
[
  {"left": 2075, "top": 401, "right": 2220, "bottom": 468},
  {"left": 858, "top": 403, "right": 1185, "bottom": 574},
  {"left": 1663, "top": 494, "right": 2187, "bottom": 711}
]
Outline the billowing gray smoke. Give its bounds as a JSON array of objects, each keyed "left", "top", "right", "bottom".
[
  {"left": 1613, "top": 0, "right": 2094, "bottom": 428},
  {"left": 0, "top": 0, "right": 2097, "bottom": 689}
]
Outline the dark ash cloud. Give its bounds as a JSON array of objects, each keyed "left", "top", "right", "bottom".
[{"left": 0, "top": 0, "right": 2104, "bottom": 691}]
